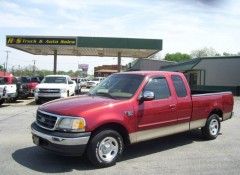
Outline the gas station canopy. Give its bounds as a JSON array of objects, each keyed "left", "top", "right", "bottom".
[{"left": 6, "top": 35, "right": 162, "bottom": 73}]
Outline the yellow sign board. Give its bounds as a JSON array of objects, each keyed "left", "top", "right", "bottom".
[{"left": 6, "top": 37, "right": 76, "bottom": 46}]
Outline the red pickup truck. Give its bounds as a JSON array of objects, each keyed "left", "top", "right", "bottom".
[{"left": 31, "top": 71, "right": 234, "bottom": 167}]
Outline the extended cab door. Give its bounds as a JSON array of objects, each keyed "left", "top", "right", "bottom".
[
  {"left": 170, "top": 75, "right": 192, "bottom": 132},
  {"left": 136, "top": 75, "right": 178, "bottom": 142}
]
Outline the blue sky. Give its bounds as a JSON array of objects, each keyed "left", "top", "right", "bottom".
[{"left": 0, "top": 0, "right": 240, "bottom": 74}]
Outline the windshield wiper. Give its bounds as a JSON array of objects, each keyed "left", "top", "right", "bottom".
[{"left": 95, "top": 92, "right": 116, "bottom": 99}]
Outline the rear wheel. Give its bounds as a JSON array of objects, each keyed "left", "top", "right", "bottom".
[
  {"left": 87, "top": 130, "right": 124, "bottom": 168},
  {"left": 201, "top": 114, "right": 221, "bottom": 140},
  {"left": 0, "top": 99, "right": 5, "bottom": 105},
  {"left": 35, "top": 99, "right": 41, "bottom": 105}
]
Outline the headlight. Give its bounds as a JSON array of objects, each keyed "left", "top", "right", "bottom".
[
  {"left": 60, "top": 88, "right": 67, "bottom": 93},
  {"left": 57, "top": 117, "right": 85, "bottom": 132}
]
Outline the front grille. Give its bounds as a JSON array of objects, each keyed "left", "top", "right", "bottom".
[
  {"left": 36, "top": 110, "right": 57, "bottom": 129},
  {"left": 39, "top": 88, "right": 60, "bottom": 93}
]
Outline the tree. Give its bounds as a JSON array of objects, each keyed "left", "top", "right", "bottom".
[
  {"left": 164, "top": 52, "right": 192, "bottom": 62},
  {"left": 0, "top": 65, "right": 3, "bottom": 71},
  {"left": 191, "top": 47, "right": 220, "bottom": 58},
  {"left": 223, "top": 52, "right": 240, "bottom": 56}
]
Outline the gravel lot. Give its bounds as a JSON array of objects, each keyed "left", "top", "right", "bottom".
[{"left": 0, "top": 95, "right": 239, "bottom": 175}]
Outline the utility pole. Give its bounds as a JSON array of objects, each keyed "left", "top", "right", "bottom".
[
  {"left": 32, "top": 60, "right": 36, "bottom": 75},
  {"left": 5, "top": 51, "right": 10, "bottom": 75}
]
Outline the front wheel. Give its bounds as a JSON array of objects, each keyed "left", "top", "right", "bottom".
[
  {"left": 86, "top": 130, "right": 124, "bottom": 168},
  {"left": 201, "top": 114, "right": 221, "bottom": 140}
]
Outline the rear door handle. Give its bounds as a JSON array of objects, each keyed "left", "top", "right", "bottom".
[{"left": 170, "top": 104, "right": 176, "bottom": 109}]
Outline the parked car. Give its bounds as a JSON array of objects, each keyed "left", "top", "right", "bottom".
[
  {"left": 31, "top": 71, "right": 234, "bottom": 167},
  {"left": 16, "top": 77, "right": 31, "bottom": 98},
  {"left": 0, "top": 76, "right": 18, "bottom": 103},
  {"left": 34, "top": 75, "right": 76, "bottom": 104},
  {"left": 27, "top": 76, "right": 44, "bottom": 96},
  {"left": 79, "top": 78, "right": 89, "bottom": 87},
  {"left": 86, "top": 77, "right": 105, "bottom": 88},
  {"left": 71, "top": 77, "right": 82, "bottom": 94}
]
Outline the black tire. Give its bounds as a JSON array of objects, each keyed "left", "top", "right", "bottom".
[
  {"left": 35, "top": 99, "right": 41, "bottom": 105},
  {"left": 75, "top": 90, "right": 78, "bottom": 95},
  {"left": 201, "top": 114, "right": 221, "bottom": 140},
  {"left": 0, "top": 99, "right": 5, "bottom": 105},
  {"left": 87, "top": 130, "right": 124, "bottom": 168}
]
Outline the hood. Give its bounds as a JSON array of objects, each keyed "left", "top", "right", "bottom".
[
  {"left": 39, "top": 95, "right": 127, "bottom": 117},
  {"left": 36, "top": 83, "right": 68, "bottom": 89}
]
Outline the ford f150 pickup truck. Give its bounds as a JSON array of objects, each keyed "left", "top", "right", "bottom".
[
  {"left": 31, "top": 71, "right": 234, "bottom": 167},
  {"left": 34, "top": 75, "right": 76, "bottom": 104}
]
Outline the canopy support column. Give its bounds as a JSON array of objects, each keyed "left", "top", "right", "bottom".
[
  {"left": 117, "top": 52, "right": 121, "bottom": 72},
  {"left": 53, "top": 50, "right": 57, "bottom": 74}
]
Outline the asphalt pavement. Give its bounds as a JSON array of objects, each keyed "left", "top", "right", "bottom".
[{"left": 0, "top": 93, "right": 240, "bottom": 175}]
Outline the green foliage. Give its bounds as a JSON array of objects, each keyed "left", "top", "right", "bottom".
[
  {"left": 164, "top": 52, "right": 192, "bottom": 62},
  {"left": 0, "top": 65, "right": 3, "bottom": 71},
  {"left": 223, "top": 52, "right": 240, "bottom": 56},
  {"left": 191, "top": 47, "right": 220, "bottom": 58},
  {"left": 11, "top": 65, "right": 87, "bottom": 77}
]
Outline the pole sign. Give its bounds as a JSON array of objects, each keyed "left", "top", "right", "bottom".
[
  {"left": 6, "top": 36, "right": 76, "bottom": 46},
  {"left": 78, "top": 64, "right": 89, "bottom": 72}
]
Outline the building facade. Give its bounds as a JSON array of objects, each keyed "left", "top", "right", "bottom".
[
  {"left": 127, "top": 58, "right": 175, "bottom": 71},
  {"left": 94, "top": 65, "right": 126, "bottom": 77},
  {"left": 161, "top": 56, "right": 240, "bottom": 96}
]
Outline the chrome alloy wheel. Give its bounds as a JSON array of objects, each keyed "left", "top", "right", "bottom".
[
  {"left": 209, "top": 118, "right": 219, "bottom": 136},
  {"left": 98, "top": 137, "right": 119, "bottom": 162}
]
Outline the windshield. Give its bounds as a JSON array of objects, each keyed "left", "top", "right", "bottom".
[
  {"left": 41, "top": 77, "right": 67, "bottom": 84},
  {"left": 21, "top": 77, "right": 30, "bottom": 83},
  {"left": 89, "top": 74, "right": 144, "bottom": 99},
  {"left": 92, "top": 78, "right": 101, "bottom": 81}
]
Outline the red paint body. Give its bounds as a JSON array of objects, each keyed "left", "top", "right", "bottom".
[{"left": 39, "top": 71, "right": 234, "bottom": 139}]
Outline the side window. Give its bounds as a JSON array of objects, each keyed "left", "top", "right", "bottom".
[
  {"left": 12, "top": 78, "right": 18, "bottom": 84},
  {"left": 144, "top": 77, "right": 171, "bottom": 100},
  {"left": 4, "top": 78, "right": 8, "bottom": 83},
  {"left": 171, "top": 75, "right": 187, "bottom": 97}
]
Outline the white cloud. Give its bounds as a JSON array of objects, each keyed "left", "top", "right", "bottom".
[{"left": 1, "top": 0, "right": 240, "bottom": 73}]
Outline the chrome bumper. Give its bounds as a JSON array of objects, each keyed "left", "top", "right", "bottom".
[{"left": 31, "top": 125, "right": 90, "bottom": 146}]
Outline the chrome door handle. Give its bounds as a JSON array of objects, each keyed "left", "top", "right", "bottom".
[{"left": 170, "top": 104, "right": 176, "bottom": 109}]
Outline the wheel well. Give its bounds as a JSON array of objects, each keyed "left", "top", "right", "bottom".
[
  {"left": 210, "top": 108, "right": 223, "bottom": 121},
  {"left": 91, "top": 123, "right": 130, "bottom": 145}
]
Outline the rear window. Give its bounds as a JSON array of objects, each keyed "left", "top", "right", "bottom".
[{"left": 171, "top": 75, "right": 187, "bottom": 97}]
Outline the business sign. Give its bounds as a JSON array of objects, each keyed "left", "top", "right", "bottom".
[
  {"left": 78, "top": 64, "right": 89, "bottom": 71},
  {"left": 6, "top": 37, "right": 76, "bottom": 46}
]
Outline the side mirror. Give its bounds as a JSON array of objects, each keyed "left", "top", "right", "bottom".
[{"left": 138, "top": 91, "right": 155, "bottom": 102}]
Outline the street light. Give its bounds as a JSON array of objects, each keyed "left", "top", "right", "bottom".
[{"left": 5, "top": 51, "right": 10, "bottom": 75}]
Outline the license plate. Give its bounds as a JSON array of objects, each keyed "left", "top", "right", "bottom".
[{"left": 32, "top": 135, "right": 40, "bottom": 146}]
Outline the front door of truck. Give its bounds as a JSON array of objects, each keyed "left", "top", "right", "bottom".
[{"left": 136, "top": 76, "right": 178, "bottom": 142}]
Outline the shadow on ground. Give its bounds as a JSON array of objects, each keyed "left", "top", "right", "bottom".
[{"left": 12, "top": 129, "right": 206, "bottom": 172}]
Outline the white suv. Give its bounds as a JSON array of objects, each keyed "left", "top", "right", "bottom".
[
  {"left": 79, "top": 78, "right": 89, "bottom": 87},
  {"left": 86, "top": 77, "right": 105, "bottom": 88}
]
